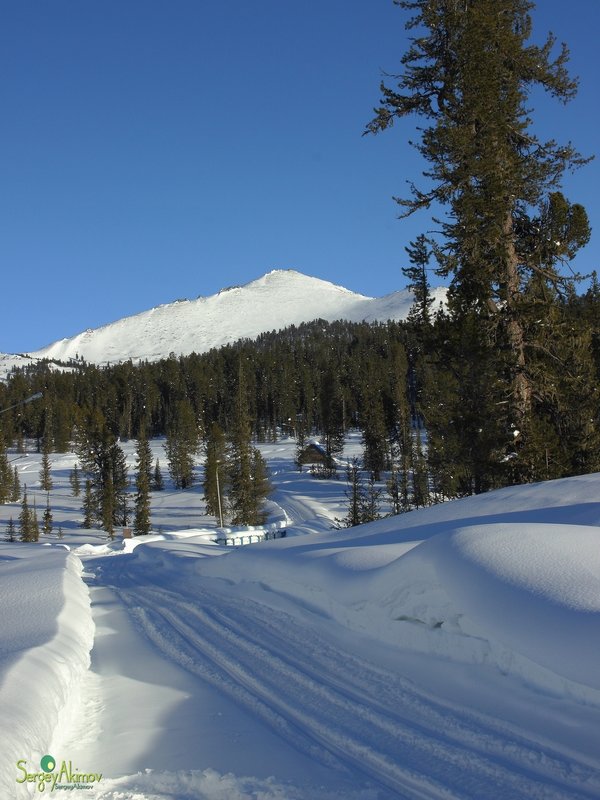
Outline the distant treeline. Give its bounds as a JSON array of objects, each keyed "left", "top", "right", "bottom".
[{"left": 3, "top": 282, "right": 600, "bottom": 503}]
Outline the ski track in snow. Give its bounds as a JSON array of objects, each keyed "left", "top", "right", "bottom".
[{"left": 102, "top": 561, "right": 599, "bottom": 800}]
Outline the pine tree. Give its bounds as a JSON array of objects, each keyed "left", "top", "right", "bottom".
[
  {"left": 19, "top": 487, "right": 33, "bottom": 542},
  {"left": 337, "top": 460, "right": 382, "bottom": 528},
  {"left": 82, "top": 479, "right": 94, "bottom": 529},
  {"left": 43, "top": 493, "right": 53, "bottom": 536},
  {"left": 228, "top": 362, "right": 272, "bottom": 525},
  {"left": 0, "top": 438, "right": 9, "bottom": 504},
  {"left": 386, "top": 460, "right": 404, "bottom": 516},
  {"left": 6, "top": 516, "right": 17, "bottom": 542},
  {"left": 69, "top": 464, "right": 81, "bottom": 497},
  {"left": 75, "top": 408, "right": 129, "bottom": 534},
  {"left": 11, "top": 466, "right": 21, "bottom": 502},
  {"left": 338, "top": 458, "right": 363, "bottom": 528},
  {"left": 294, "top": 414, "right": 308, "bottom": 471},
  {"left": 101, "top": 469, "right": 115, "bottom": 537},
  {"left": 387, "top": 342, "right": 412, "bottom": 510},
  {"left": 133, "top": 429, "right": 152, "bottom": 535},
  {"left": 39, "top": 439, "right": 53, "bottom": 491},
  {"left": 152, "top": 459, "right": 164, "bottom": 491},
  {"left": 110, "top": 442, "right": 129, "bottom": 529},
  {"left": 361, "top": 382, "right": 388, "bottom": 481},
  {"left": 203, "top": 422, "right": 228, "bottom": 524},
  {"left": 319, "top": 371, "right": 345, "bottom": 477},
  {"left": 31, "top": 498, "right": 40, "bottom": 542},
  {"left": 165, "top": 399, "right": 200, "bottom": 489},
  {"left": 367, "top": 0, "right": 591, "bottom": 485},
  {"left": 360, "top": 472, "right": 383, "bottom": 524},
  {"left": 403, "top": 234, "right": 433, "bottom": 326},
  {"left": 411, "top": 428, "right": 429, "bottom": 508},
  {"left": 249, "top": 448, "right": 271, "bottom": 525}
]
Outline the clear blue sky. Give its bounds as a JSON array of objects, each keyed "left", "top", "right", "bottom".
[{"left": 1, "top": 1, "right": 598, "bottom": 353}]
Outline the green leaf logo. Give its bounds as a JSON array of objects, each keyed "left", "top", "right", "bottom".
[{"left": 40, "top": 755, "right": 55, "bottom": 773}]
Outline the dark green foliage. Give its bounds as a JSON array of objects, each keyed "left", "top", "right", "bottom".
[
  {"left": 43, "top": 493, "right": 53, "bottom": 536},
  {"left": 82, "top": 480, "right": 94, "bottom": 529},
  {"left": 337, "top": 459, "right": 383, "bottom": 528},
  {"left": 39, "top": 439, "right": 53, "bottom": 492},
  {"left": 69, "top": 464, "right": 81, "bottom": 497},
  {"left": 3, "top": 282, "right": 600, "bottom": 515},
  {"left": 203, "top": 422, "right": 228, "bottom": 524},
  {"left": 19, "top": 487, "right": 36, "bottom": 542},
  {"left": 75, "top": 408, "right": 129, "bottom": 535},
  {"left": 153, "top": 459, "right": 164, "bottom": 491},
  {"left": 367, "top": 0, "right": 593, "bottom": 488},
  {"left": 165, "top": 399, "right": 200, "bottom": 489},
  {"left": 6, "top": 517, "right": 17, "bottom": 542},
  {"left": 133, "top": 428, "right": 153, "bottom": 535},
  {"left": 318, "top": 371, "right": 345, "bottom": 478},
  {"left": 31, "top": 499, "right": 40, "bottom": 541},
  {"left": 0, "top": 440, "right": 10, "bottom": 505},
  {"left": 338, "top": 458, "right": 362, "bottom": 528},
  {"left": 227, "top": 363, "right": 272, "bottom": 525},
  {"left": 403, "top": 234, "right": 433, "bottom": 326},
  {"left": 11, "top": 466, "right": 21, "bottom": 503}
]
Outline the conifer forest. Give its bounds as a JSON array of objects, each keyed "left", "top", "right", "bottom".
[{"left": 1, "top": 0, "right": 598, "bottom": 531}]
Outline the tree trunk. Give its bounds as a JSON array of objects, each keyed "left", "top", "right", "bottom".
[{"left": 504, "top": 212, "right": 531, "bottom": 428}]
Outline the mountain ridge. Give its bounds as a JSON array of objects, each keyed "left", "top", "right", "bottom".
[{"left": 23, "top": 269, "right": 445, "bottom": 366}]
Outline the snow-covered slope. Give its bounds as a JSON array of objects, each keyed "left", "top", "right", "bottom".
[
  {"left": 0, "top": 546, "right": 93, "bottom": 800},
  {"left": 2, "top": 439, "right": 600, "bottom": 799},
  {"left": 0, "top": 352, "right": 69, "bottom": 376},
  {"left": 27, "top": 270, "right": 446, "bottom": 365}
]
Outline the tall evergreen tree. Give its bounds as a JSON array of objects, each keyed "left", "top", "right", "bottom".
[
  {"left": 361, "top": 471, "right": 383, "bottom": 524},
  {"left": 318, "top": 371, "right": 345, "bottom": 477},
  {"left": 11, "top": 466, "right": 21, "bottom": 502},
  {"left": 31, "top": 499, "right": 40, "bottom": 541},
  {"left": 43, "top": 493, "right": 53, "bottom": 536},
  {"left": 0, "top": 438, "right": 10, "bottom": 505},
  {"left": 133, "top": 428, "right": 152, "bottom": 535},
  {"left": 338, "top": 458, "right": 363, "bottom": 528},
  {"left": 228, "top": 363, "right": 271, "bottom": 525},
  {"left": 111, "top": 442, "right": 130, "bottom": 530},
  {"left": 39, "top": 439, "right": 53, "bottom": 492},
  {"left": 367, "top": 0, "right": 591, "bottom": 486},
  {"left": 153, "top": 458, "right": 164, "bottom": 491},
  {"left": 75, "top": 409, "right": 129, "bottom": 533},
  {"left": 19, "top": 487, "right": 33, "bottom": 542},
  {"left": 203, "top": 422, "right": 228, "bottom": 524},
  {"left": 338, "top": 460, "right": 382, "bottom": 528},
  {"left": 6, "top": 516, "right": 17, "bottom": 543},
  {"left": 82, "top": 479, "right": 95, "bottom": 529},
  {"left": 403, "top": 234, "right": 433, "bottom": 326},
  {"left": 165, "top": 399, "right": 200, "bottom": 489},
  {"left": 69, "top": 464, "right": 81, "bottom": 497}
]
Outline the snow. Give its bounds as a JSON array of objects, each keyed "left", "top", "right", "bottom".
[
  {"left": 0, "top": 545, "right": 93, "bottom": 800},
  {"left": 21, "top": 270, "right": 446, "bottom": 366},
  {"left": 1, "top": 436, "right": 600, "bottom": 798}
]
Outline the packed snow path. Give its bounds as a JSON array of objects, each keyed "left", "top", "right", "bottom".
[{"left": 67, "top": 548, "right": 600, "bottom": 800}]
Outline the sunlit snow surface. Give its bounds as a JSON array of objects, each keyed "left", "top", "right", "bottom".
[
  {"left": 23, "top": 270, "right": 447, "bottom": 365},
  {"left": 1, "top": 437, "right": 600, "bottom": 799}
]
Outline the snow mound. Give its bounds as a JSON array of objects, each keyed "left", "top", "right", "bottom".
[
  {"left": 73, "top": 768, "right": 377, "bottom": 800},
  {"left": 0, "top": 544, "right": 94, "bottom": 799},
  {"left": 192, "top": 477, "right": 600, "bottom": 701},
  {"left": 389, "top": 522, "right": 600, "bottom": 693}
]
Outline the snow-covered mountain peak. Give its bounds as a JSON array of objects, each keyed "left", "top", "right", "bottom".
[{"left": 23, "top": 269, "right": 445, "bottom": 366}]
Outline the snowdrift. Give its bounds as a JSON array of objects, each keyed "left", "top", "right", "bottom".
[
  {"left": 125, "top": 473, "right": 600, "bottom": 703},
  {"left": 0, "top": 544, "right": 94, "bottom": 799}
]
